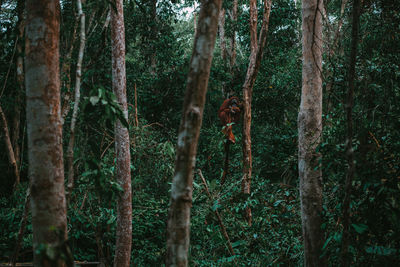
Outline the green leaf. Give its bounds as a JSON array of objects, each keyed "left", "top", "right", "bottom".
[
  {"left": 90, "top": 96, "right": 100, "bottom": 106},
  {"left": 351, "top": 223, "right": 368, "bottom": 234}
]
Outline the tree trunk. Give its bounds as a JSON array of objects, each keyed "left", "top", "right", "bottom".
[
  {"left": 0, "top": 106, "right": 20, "bottom": 186},
  {"left": 241, "top": 0, "right": 272, "bottom": 226},
  {"left": 298, "top": 0, "right": 326, "bottom": 265},
  {"left": 340, "top": 0, "right": 361, "bottom": 266},
  {"left": 325, "top": 0, "right": 348, "bottom": 114},
  {"left": 229, "top": 0, "right": 238, "bottom": 70},
  {"left": 111, "top": 0, "right": 132, "bottom": 266},
  {"left": 25, "top": 0, "right": 70, "bottom": 265},
  {"left": 218, "top": 8, "right": 226, "bottom": 60},
  {"left": 12, "top": 0, "right": 25, "bottom": 173},
  {"left": 61, "top": 18, "right": 79, "bottom": 123},
  {"left": 66, "top": 0, "right": 86, "bottom": 194},
  {"left": 150, "top": 0, "right": 157, "bottom": 76},
  {"left": 165, "top": 0, "right": 222, "bottom": 266}
]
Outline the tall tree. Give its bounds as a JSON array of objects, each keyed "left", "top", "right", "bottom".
[
  {"left": 111, "top": 0, "right": 132, "bottom": 266},
  {"left": 25, "top": 0, "right": 70, "bottom": 265},
  {"left": 298, "top": 0, "right": 326, "bottom": 265},
  {"left": 165, "top": 0, "right": 222, "bottom": 265},
  {"left": 340, "top": 0, "right": 361, "bottom": 265},
  {"left": 241, "top": 0, "right": 272, "bottom": 226},
  {"left": 12, "top": 0, "right": 25, "bottom": 175},
  {"left": 229, "top": 0, "right": 238, "bottom": 70},
  {"left": 0, "top": 105, "right": 19, "bottom": 186},
  {"left": 66, "top": 0, "right": 86, "bottom": 193}
]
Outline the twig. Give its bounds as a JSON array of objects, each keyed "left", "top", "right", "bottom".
[{"left": 197, "top": 169, "right": 235, "bottom": 256}]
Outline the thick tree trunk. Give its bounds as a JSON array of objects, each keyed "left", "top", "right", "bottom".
[
  {"left": 25, "top": 0, "right": 69, "bottom": 265},
  {"left": 66, "top": 0, "right": 86, "bottom": 194},
  {"left": 241, "top": 0, "right": 272, "bottom": 226},
  {"left": 218, "top": 8, "right": 226, "bottom": 60},
  {"left": 298, "top": 0, "right": 326, "bottom": 265},
  {"left": 0, "top": 106, "right": 20, "bottom": 186},
  {"left": 340, "top": 0, "right": 361, "bottom": 266},
  {"left": 111, "top": 0, "right": 132, "bottom": 266},
  {"left": 165, "top": 0, "right": 222, "bottom": 266}
]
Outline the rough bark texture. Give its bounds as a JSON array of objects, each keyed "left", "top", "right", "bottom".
[
  {"left": 111, "top": 0, "right": 132, "bottom": 266},
  {"left": 0, "top": 105, "right": 20, "bottom": 186},
  {"left": 25, "top": 0, "right": 69, "bottom": 265},
  {"left": 241, "top": 0, "right": 272, "bottom": 226},
  {"left": 66, "top": 0, "right": 86, "bottom": 194},
  {"left": 165, "top": 1, "right": 222, "bottom": 266},
  {"left": 229, "top": 0, "right": 238, "bottom": 70},
  {"left": 218, "top": 8, "right": 226, "bottom": 60},
  {"left": 340, "top": 0, "right": 361, "bottom": 265},
  {"left": 298, "top": 0, "right": 326, "bottom": 265}
]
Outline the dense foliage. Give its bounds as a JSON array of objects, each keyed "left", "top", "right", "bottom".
[{"left": 0, "top": 0, "right": 399, "bottom": 265}]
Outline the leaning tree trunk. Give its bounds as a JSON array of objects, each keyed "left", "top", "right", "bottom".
[
  {"left": 165, "top": 0, "right": 222, "bottom": 266},
  {"left": 111, "top": 0, "right": 132, "bottom": 266},
  {"left": 0, "top": 106, "right": 20, "bottom": 186},
  {"left": 66, "top": 0, "right": 86, "bottom": 194},
  {"left": 241, "top": 0, "right": 272, "bottom": 226},
  {"left": 25, "top": 0, "right": 70, "bottom": 265},
  {"left": 298, "top": 0, "right": 326, "bottom": 266},
  {"left": 340, "top": 0, "right": 361, "bottom": 266}
]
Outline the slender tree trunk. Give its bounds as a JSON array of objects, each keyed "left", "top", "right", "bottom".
[
  {"left": 66, "top": 0, "right": 86, "bottom": 194},
  {"left": 229, "top": 0, "right": 238, "bottom": 70},
  {"left": 298, "top": 0, "right": 325, "bottom": 265},
  {"left": 12, "top": 0, "right": 25, "bottom": 172},
  {"left": 150, "top": 0, "right": 157, "bottom": 76},
  {"left": 61, "top": 18, "right": 79, "bottom": 123},
  {"left": 25, "top": 0, "right": 70, "bottom": 265},
  {"left": 111, "top": 0, "right": 132, "bottom": 266},
  {"left": 219, "top": 8, "right": 226, "bottom": 60},
  {"left": 165, "top": 0, "right": 222, "bottom": 265},
  {"left": 0, "top": 106, "right": 20, "bottom": 186},
  {"left": 340, "top": 0, "right": 361, "bottom": 265},
  {"left": 325, "top": 0, "right": 348, "bottom": 113},
  {"left": 241, "top": 0, "right": 272, "bottom": 226}
]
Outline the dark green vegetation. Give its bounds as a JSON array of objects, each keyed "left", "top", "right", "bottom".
[{"left": 1, "top": 0, "right": 399, "bottom": 265}]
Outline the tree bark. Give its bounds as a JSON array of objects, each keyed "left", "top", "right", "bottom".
[
  {"left": 0, "top": 105, "right": 20, "bottom": 186},
  {"left": 298, "top": 0, "right": 326, "bottom": 265},
  {"left": 165, "top": 0, "right": 222, "bottom": 266},
  {"left": 111, "top": 0, "right": 132, "bottom": 266},
  {"left": 340, "top": 0, "right": 361, "bottom": 266},
  {"left": 66, "top": 0, "right": 86, "bottom": 194},
  {"left": 25, "top": 0, "right": 70, "bottom": 265},
  {"left": 61, "top": 17, "right": 79, "bottom": 123},
  {"left": 229, "top": 0, "right": 238, "bottom": 70},
  {"left": 218, "top": 8, "right": 226, "bottom": 60},
  {"left": 12, "top": 0, "right": 25, "bottom": 173},
  {"left": 241, "top": 0, "right": 272, "bottom": 226}
]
